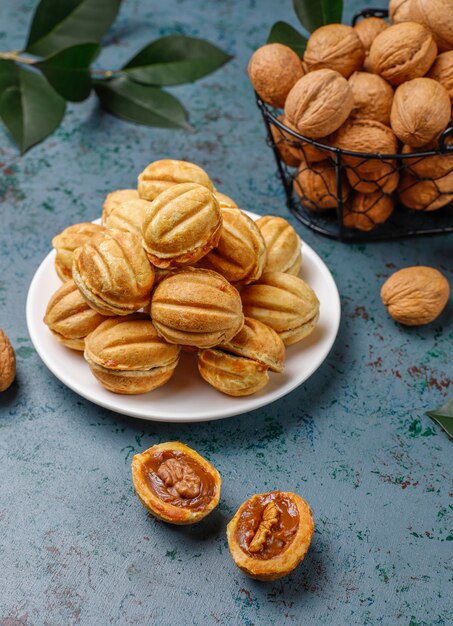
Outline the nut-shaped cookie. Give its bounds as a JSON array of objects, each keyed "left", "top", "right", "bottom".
[
  {"left": 44, "top": 280, "right": 107, "bottom": 350},
  {"left": 411, "top": 0, "right": 453, "bottom": 52},
  {"left": 84, "top": 315, "right": 180, "bottom": 394},
  {"left": 214, "top": 190, "right": 238, "bottom": 209},
  {"left": 197, "top": 208, "right": 266, "bottom": 285},
  {"left": 256, "top": 215, "right": 301, "bottom": 274},
  {"left": 138, "top": 159, "right": 213, "bottom": 202},
  {"left": 369, "top": 22, "right": 437, "bottom": 86},
  {"left": 103, "top": 198, "right": 151, "bottom": 243},
  {"left": 343, "top": 192, "right": 395, "bottom": 231},
  {"left": 52, "top": 222, "right": 105, "bottom": 282},
  {"left": 349, "top": 72, "right": 394, "bottom": 126},
  {"left": 304, "top": 24, "right": 365, "bottom": 78},
  {"left": 390, "top": 78, "right": 450, "bottom": 148},
  {"left": 381, "top": 267, "right": 450, "bottom": 325},
  {"left": 73, "top": 228, "right": 154, "bottom": 316},
  {"left": 285, "top": 69, "right": 353, "bottom": 139},
  {"left": 198, "top": 350, "right": 269, "bottom": 396},
  {"left": 151, "top": 268, "right": 244, "bottom": 348},
  {"left": 354, "top": 17, "right": 389, "bottom": 71},
  {"left": 398, "top": 171, "right": 453, "bottom": 210},
  {"left": 293, "top": 160, "right": 350, "bottom": 211},
  {"left": 131, "top": 442, "right": 221, "bottom": 524},
  {"left": 240, "top": 272, "right": 319, "bottom": 345},
  {"left": 142, "top": 183, "right": 222, "bottom": 268},
  {"left": 330, "top": 120, "right": 399, "bottom": 194},
  {"left": 102, "top": 189, "right": 139, "bottom": 224},
  {"left": 248, "top": 43, "right": 305, "bottom": 109},
  {"left": 389, "top": 0, "right": 414, "bottom": 23},
  {"left": 227, "top": 491, "right": 314, "bottom": 581},
  {"left": 427, "top": 52, "right": 453, "bottom": 102}
]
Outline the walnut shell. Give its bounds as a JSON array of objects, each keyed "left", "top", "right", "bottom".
[
  {"left": 282, "top": 117, "right": 329, "bottom": 163},
  {"left": 353, "top": 17, "right": 389, "bottom": 71},
  {"left": 270, "top": 116, "right": 301, "bottom": 167},
  {"left": 390, "top": 78, "right": 451, "bottom": 148},
  {"left": 401, "top": 140, "right": 453, "bottom": 178},
  {"left": 369, "top": 22, "right": 437, "bottom": 86},
  {"left": 381, "top": 266, "right": 450, "bottom": 325},
  {"left": 330, "top": 120, "right": 399, "bottom": 194},
  {"left": 285, "top": 69, "right": 353, "bottom": 139},
  {"left": 389, "top": 0, "right": 414, "bottom": 23},
  {"left": 304, "top": 24, "right": 365, "bottom": 78},
  {"left": 138, "top": 159, "right": 213, "bottom": 202},
  {"left": 398, "top": 170, "right": 453, "bottom": 210},
  {"left": 349, "top": 72, "right": 394, "bottom": 126},
  {"left": 427, "top": 52, "right": 453, "bottom": 102},
  {"left": 411, "top": 0, "right": 453, "bottom": 52},
  {"left": 343, "top": 192, "right": 395, "bottom": 231},
  {"left": 293, "top": 159, "right": 350, "bottom": 211},
  {"left": 0, "top": 329, "right": 16, "bottom": 392},
  {"left": 248, "top": 43, "right": 305, "bottom": 109}
]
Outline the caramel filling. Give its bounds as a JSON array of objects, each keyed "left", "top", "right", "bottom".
[
  {"left": 235, "top": 492, "right": 300, "bottom": 559},
  {"left": 144, "top": 450, "right": 217, "bottom": 511}
]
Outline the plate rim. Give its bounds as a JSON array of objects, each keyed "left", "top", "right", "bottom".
[{"left": 26, "top": 215, "right": 341, "bottom": 422}]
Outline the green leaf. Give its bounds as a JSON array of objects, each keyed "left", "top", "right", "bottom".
[
  {"left": 0, "top": 65, "right": 66, "bottom": 153},
  {"left": 26, "top": 0, "right": 121, "bottom": 57},
  {"left": 267, "top": 21, "right": 308, "bottom": 57},
  {"left": 426, "top": 399, "right": 453, "bottom": 439},
  {"left": 0, "top": 60, "right": 19, "bottom": 96},
  {"left": 293, "top": 0, "right": 343, "bottom": 33},
  {"left": 94, "top": 76, "right": 190, "bottom": 129},
  {"left": 36, "top": 43, "right": 99, "bottom": 102},
  {"left": 122, "top": 35, "right": 232, "bottom": 86}
]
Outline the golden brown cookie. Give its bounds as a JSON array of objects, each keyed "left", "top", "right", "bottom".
[
  {"left": 151, "top": 268, "right": 244, "bottom": 348},
  {"left": 256, "top": 215, "right": 301, "bottom": 274},
  {"left": 103, "top": 198, "right": 151, "bottom": 243},
  {"left": 197, "top": 208, "right": 267, "bottom": 285},
  {"left": 141, "top": 183, "right": 222, "bottom": 268},
  {"left": 72, "top": 228, "right": 154, "bottom": 316},
  {"left": 214, "top": 190, "right": 238, "bottom": 208},
  {"left": 84, "top": 315, "right": 180, "bottom": 394},
  {"left": 52, "top": 222, "right": 105, "bottom": 282},
  {"left": 131, "top": 442, "right": 221, "bottom": 524},
  {"left": 43, "top": 280, "right": 107, "bottom": 350},
  {"left": 227, "top": 491, "right": 314, "bottom": 581},
  {"left": 240, "top": 272, "right": 319, "bottom": 345},
  {"left": 138, "top": 159, "right": 213, "bottom": 201},
  {"left": 102, "top": 189, "right": 139, "bottom": 224}
]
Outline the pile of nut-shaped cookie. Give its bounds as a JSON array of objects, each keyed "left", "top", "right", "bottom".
[
  {"left": 248, "top": 0, "right": 453, "bottom": 231},
  {"left": 44, "top": 159, "right": 320, "bottom": 396}
]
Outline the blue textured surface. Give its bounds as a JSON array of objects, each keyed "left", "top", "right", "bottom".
[{"left": 0, "top": 1, "right": 452, "bottom": 625}]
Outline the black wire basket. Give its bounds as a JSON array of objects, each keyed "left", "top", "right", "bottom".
[{"left": 256, "top": 8, "right": 453, "bottom": 242}]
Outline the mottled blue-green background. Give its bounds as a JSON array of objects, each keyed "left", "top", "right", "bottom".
[{"left": 0, "top": 1, "right": 452, "bottom": 625}]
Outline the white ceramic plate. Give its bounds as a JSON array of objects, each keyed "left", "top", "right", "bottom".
[{"left": 27, "top": 213, "right": 340, "bottom": 422}]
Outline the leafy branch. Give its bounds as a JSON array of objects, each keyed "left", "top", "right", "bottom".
[
  {"left": 266, "top": 0, "right": 344, "bottom": 56},
  {"left": 0, "top": 0, "right": 232, "bottom": 153}
]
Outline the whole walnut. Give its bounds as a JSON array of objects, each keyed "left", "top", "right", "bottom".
[
  {"left": 0, "top": 329, "right": 16, "bottom": 392},
  {"left": 285, "top": 69, "right": 353, "bottom": 139},
  {"left": 283, "top": 117, "right": 329, "bottom": 163},
  {"left": 428, "top": 52, "right": 453, "bottom": 102},
  {"left": 390, "top": 78, "right": 451, "bottom": 148},
  {"left": 398, "top": 170, "right": 453, "bottom": 210},
  {"left": 304, "top": 24, "right": 365, "bottom": 78},
  {"left": 343, "top": 192, "right": 395, "bottom": 231},
  {"left": 411, "top": 0, "right": 453, "bottom": 52},
  {"left": 389, "top": 0, "right": 414, "bottom": 23},
  {"left": 330, "top": 119, "right": 399, "bottom": 194},
  {"left": 293, "top": 159, "right": 350, "bottom": 211},
  {"left": 369, "top": 22, "right": 437, "bottom": 86},
  {"left": 270, "top": 116, "right": 301, "bottom": 167},
  {"left": 402, "top": 139, "right": 453, "bottom": 178},
  {"left": 248, "top": 44, "right": 305, "bottom": 108},
  {"left": 353, "top": 17, "right": 389, "bottom": 71},
  {"left": 348, "top": 72, "right": 394, "bottom": 126},
  {"left": 381, "top": 266, "right": 450, "bottom": 325}
]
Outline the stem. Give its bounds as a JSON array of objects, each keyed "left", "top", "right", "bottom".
[{"left": 0, "top": 51, "right": 120, "bottom": 78}]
